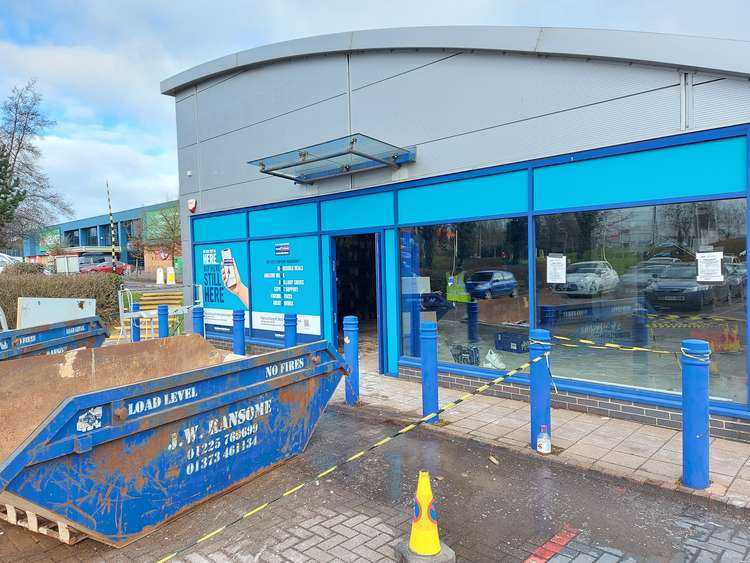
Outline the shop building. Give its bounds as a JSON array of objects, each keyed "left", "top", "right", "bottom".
[
  {"left": 162, "top": 26, "right": 750, "bottom": 441},
  {"left": 22, "top": 200, "right": 180, "bottom": 272}
]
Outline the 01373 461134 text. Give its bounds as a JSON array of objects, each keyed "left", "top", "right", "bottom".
[{"left": 165, "top": 398, "right": 273, "bottom": 476}]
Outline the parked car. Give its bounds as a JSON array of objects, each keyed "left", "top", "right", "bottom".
[
  {"left": 78, "top": 255, "right": 110, "bottom": 268},
  {"left": 645, "top": 256, "right": 681, "bottom": 264},
  {"left": 725, "top": 263, "right": 746, "bottom": 298},
  {"left": 0, "top": 253, "right": 21, "bottom": 273},
  {"left": 617, "top": 263, "right": 669, "bottom": 294},
  {"left": 80, "top": 260, "right": 132, "bottom": 275},
  {"left": 553, "top": 261, "right": 619, "bottom": 297},
  {"left": 465, "top": 270, "right": 518, "bottom": 299},
  {"left": 644, "top": 263, "right": 729, "bottom": 310}
]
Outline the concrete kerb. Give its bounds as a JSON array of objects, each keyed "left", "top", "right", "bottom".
[
  {"left": 395, "top": 539, "right": 456, "bottom": 562},
  {"left": 328, "top": 402, "right": 750, "bottom": 513}
]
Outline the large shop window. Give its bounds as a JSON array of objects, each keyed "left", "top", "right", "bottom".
[
  {"left": 535, "top": 198, "right": 747, "bottom": 404},
  {"left": 400, "top": 218, "right": 529, "bottom": 370}
]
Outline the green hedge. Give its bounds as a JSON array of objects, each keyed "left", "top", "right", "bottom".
[{"left": 0, "top": 273, "right": 121, "bottom": 329}]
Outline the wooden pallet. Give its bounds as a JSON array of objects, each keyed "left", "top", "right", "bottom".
[{"left": 1, "top": 503, "right": 86, "bottom": 545}]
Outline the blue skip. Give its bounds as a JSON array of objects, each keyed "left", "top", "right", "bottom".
[
  {"left": 0, "top": 316, "right": 107, "bottom": 361},
  {"left": 0, "top": 334, "right": 348, "bottom": 546}
]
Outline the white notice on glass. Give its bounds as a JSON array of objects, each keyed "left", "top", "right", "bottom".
[
  {"left": 696, "top": 251, "right": 724, "bottom": 282},
  {"left": 547, "top": 254, "right": 566, "bottom": 284}
]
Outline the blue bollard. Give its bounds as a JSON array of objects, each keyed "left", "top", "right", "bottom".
[
  {"left": 467, "top": 300, "right": 479, "bottom": 343},
  {"left": 344, "top": 316, "right": 359, "bottom": 406},
  {"left": 539, "top": 305, "right": 557, "bottom": 332},
  {"left": 682, "top": 339, "right": 711, "bottom": 489},
  {"left": 633, "top": 306, "right": 650, "bottom": 377},
  {"left": 632, "top": 307, "right": 650, "bottom": 347},
  {"left": 157, "top": 304, "right": 169, "bottom": 339},
  {"left": 192, "top": 306, "right": 205, "bottom": 337},
  {"left": 407, "top": 293, "right": 422, "bottom": 357},
  {"left": 284, "top": 313, "right": 298, "bottom": 348},
  {"left": 233, "top": 310, "right": 246, "bottom": 355},
  {"left": 529, "top": 328, "right": 552, "bottom": 450},
  {"left": 131, "top": 303, "right": 140, "bottom": 343},
  {"left": 420, "top": 321, "right": 439, "bottom": 424}
]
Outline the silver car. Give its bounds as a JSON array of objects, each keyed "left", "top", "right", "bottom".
[
  {"left": 553, "top": 261, "right": 620, "bottom": 297},
  {"left": 0, "top": 253, "right": 21, "bottom": 273}
]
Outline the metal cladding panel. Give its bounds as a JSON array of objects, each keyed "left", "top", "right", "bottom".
[
  {"left": 179, "top": 197, "right": 194, "bottom": 305},
  {"left": 394, "top": 85, "right": 681, "bottom": 187},
  {"left": 534, "top": 136, "right": 747, "bottom": 211},
  {"left": 175, "top": 95, "right": 197, "bottom": 149},
  {"left": 0, "top": 340, "right": 346, "bottom": 546},
  {"left": 178, "top": 145, "right": 199, "bottom": 195},
  {"left": 197, "top": 95, "right": 349, "bottom": 192},
  {"left": 249, "top": 203, "right": 319, "bottom": 237},
  {"left": 320, "top": 192, "right": 394, "bottom": 231},
  {"left": 350, "top": 52, "right": 679, "bottom": 149},
  {"left": 693, "top": 76, "right": 750, "bottom": 129},
  {"left": 397, "top": 170, "right": 527, "bottom": 225},
  {"left": 349, "top": 50, "right": 459, "bottom": 90},
  {"left": 195, "top": 55, "right": 348, "bottom": 142}
]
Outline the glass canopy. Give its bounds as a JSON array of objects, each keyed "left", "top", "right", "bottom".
[{"left": 248, "top": 133, "right": 416, "bottom": 184}]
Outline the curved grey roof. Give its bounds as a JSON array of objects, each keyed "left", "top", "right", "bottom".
[{"left": 161, "top": 26, "right": 750, "bottom": 95}]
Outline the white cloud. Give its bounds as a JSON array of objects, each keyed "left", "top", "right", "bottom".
[{"left": 39, "top": 132, "right": 177, "bottom": 219}]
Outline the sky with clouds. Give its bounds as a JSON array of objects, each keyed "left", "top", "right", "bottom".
[{"left": 0, "top": 0, "right": 748, "bottom": 220}]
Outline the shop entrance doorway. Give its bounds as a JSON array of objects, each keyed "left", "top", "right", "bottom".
[{"left": 333, "top": 233, "right": 381, "bottom": 373}]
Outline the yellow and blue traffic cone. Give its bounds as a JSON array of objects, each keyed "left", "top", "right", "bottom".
[
  {"left": 409, "top": 471, "right": 441, "bottom": 555},
  {"left": 396, "top": 471, "right": 455, "bottom": 562}
]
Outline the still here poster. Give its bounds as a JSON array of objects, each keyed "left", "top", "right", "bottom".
[{"left": 194, "top": 241, "right": 249, "bottom": 334}]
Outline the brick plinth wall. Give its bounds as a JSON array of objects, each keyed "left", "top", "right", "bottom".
[
  {"left": 399, "top": 366, "right": 750, "bottom": 444},
  {"left": 209, "top": 338, "right": 278, "bottom": 356}
]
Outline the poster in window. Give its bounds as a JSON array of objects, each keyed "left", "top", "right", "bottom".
[{"left": 696, "top": 251, "right": 724, "bottom": 282}]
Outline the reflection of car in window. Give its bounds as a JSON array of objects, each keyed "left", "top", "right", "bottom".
[
  {"left": 644, "top": 263, "right": 730, "bottom": 310},
  {"left": 725, "top": 263, "right": 747, "bottom": 298},
  {"left": 465, "top": 270, "right": 518, "bottom": 300},
  {"left": 552, "top": 261, "right": 619, "bottom": 297},
  {"left": 616, "top": 264, "right": 668, "bottom": 294}
]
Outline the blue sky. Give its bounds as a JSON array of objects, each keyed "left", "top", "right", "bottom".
[{"left": 1, "top": 0, "right": 748, "bottom": 220}]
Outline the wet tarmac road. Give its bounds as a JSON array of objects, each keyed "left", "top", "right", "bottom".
[{"left": 1, "top": 407, "right": 748, "bottom": 562}]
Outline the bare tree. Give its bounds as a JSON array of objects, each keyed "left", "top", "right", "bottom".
[
  {"left": 660, "top": 203, "right": 697, "bottom": 248},
  {"left": 0, "top": 80, "right": 72, "bottom": 243},
  {"left": 126, "top": 219, "right": 146, "bottom": 272},
  {"left": 149, "top": 205, "right": 181, "bottom": 267}
]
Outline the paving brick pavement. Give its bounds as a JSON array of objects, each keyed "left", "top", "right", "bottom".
[{"left": 331, "top": 368, "right": 750, "bottom": 512}]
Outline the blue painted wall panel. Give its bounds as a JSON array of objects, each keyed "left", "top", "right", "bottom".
[
  {"left": 397, "top": 170, "right": 528, "bottom": 225},
  {"left": 249, "top": 203, "right": 318, "bottom": 237},
  {"left": 534, "top": 137, "right": 747, "bottom": 211},
  {"left": 384, "top": 229, "right": 399, "bottom": 375},
  {"left": 193, "top": 212, "right": 247, "bottom": 242},
  {"left": 321, "top": 192, "right": 394, "bottom": 231}
]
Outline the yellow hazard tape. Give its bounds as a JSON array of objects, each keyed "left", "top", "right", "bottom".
[
  {"left": 542, "top": 336, "right": 678, "bottom": 356},
  {"left": 197, "top": 526, "right": 226, "bottom": 543},
  {"left": 155, "top": 352, "right": 550, "bottom": 561},
  {"left": 317, "top": 466, "right": 337, "bottom": 479},
  {"left": 243, "top": 503, "right": 269, "bottom": 518},
  {"left": 283, "top": 484, "right": 305, "bottom": 496}
]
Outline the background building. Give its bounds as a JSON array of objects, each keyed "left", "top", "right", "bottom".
[
  {"left": 22, "top": 200, "right": 181, "bottom": 273},
  {"left": 162, "top": 26, "right": 750, "bottom": 440}
]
